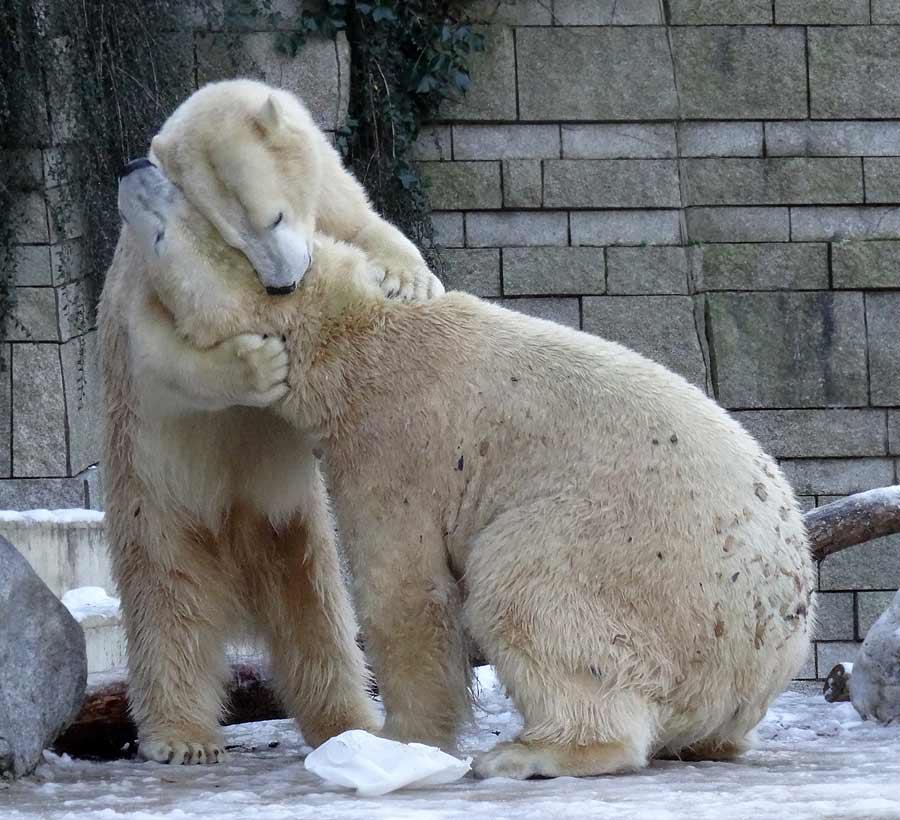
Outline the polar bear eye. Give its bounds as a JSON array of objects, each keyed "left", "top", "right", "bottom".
[{"left": 271, "top": 212, "right": 283, "bottom": 229}]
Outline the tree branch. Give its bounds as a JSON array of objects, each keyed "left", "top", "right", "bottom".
[{"left": 804, "top": 485, "right": 900, "bottom": 562}]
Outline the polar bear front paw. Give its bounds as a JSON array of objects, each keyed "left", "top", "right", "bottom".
[
  {"left": 140, "top": 736, "right": 227, "bottom": 765},
  {"left": 217, "top": 333, "right": 289, "bottom": 407},
  {"left": 373, "top": 264, "right": 445, "bottom": 301}
]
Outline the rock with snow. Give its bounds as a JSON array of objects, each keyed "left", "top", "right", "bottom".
[
  {"left": 0, "top": 536, "right": 87, "bottom": 778},
  {"left": 850, "top": 588, "right": 900, "bottom": 725}
]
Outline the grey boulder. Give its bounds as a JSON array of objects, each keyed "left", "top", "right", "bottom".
[
  {"left": 850, "top": 588, "right": 900, "bottom": 725},
  {"left": 0, "top": 535, "right": 86, "bottom": 778}
]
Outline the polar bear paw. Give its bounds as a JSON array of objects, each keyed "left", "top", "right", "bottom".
[
  {"left": 370, "top": 263, "right": 445, "bottom": 301},
  {"left": 140, "top": 736, "right": 227, "bottom": 765},
  {"left": 217, "top": 333, "right": 289, "bottom": 407}
]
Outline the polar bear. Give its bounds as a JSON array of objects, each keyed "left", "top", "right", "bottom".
[
  {"left": 120, "top": 163, "right": 816, "bottom": 780},
  {"left": 99, "top": 80, "right": 444, "bottom": 764}
]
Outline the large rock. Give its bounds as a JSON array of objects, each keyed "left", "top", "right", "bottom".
[
  {"left": 0, "top": 536, "right": 86, "bottom": 778},
  {"left": 851, "top": 589, "right": 900, "bottom": 725}
]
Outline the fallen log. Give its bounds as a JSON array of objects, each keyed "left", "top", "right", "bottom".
[{"left": 804, "top": 485, "right": 900, "bottom": 562}]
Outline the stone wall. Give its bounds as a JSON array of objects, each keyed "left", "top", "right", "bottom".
[{"left": 419, "top": 0, "right": 900, "bottom": 679}]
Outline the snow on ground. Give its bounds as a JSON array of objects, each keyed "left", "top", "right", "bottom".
[
  {"left": 0, "top": 509, "right": 105, "bottom": 524},
  {"left": 61, "top": 588, "right": 121, "bottom": 623},
  {"left": 4, "top": 668, "right": 900, "bottom": 820}
]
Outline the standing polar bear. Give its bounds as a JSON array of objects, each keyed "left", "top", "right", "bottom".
[
  {"left": 121, "top": 162, "right": 816, "bottom": 780},
  {"left": 100, "top": 80, "right": 443, "bottom": 764}
]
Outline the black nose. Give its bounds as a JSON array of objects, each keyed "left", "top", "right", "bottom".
[
  {"left": 266, "top": 283, "right": 297, "bottom": 296},
  {"left": 119, "top": 158, "right": 157, "bottom": 179}
]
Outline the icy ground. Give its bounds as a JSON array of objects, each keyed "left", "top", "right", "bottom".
[{"left": 4, "top": 668, "right": 900, "bottom": 820}]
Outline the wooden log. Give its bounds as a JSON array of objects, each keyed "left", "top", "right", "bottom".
[{"left": 804, "top": 485, "right": 900, "bottom": 562}]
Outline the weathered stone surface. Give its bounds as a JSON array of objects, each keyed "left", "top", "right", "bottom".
[
  {"left": 502, "top": 160, "right": 542, "bottom": 208},
  {"left": 672, "top": 27, "right": 807, "bottom": 119},
  {"left": 544, "top": 160, "right": 681, "bottom": 209},
  {"left": 554, "top": 0, "right": 661, "bottom": 24},
  {"left": 61, "top": 332, "right": 100, "bottom": 476},
  {"left": 0, "top": 478, "right": 86, "bottom": 510},
  {"left": 467, "top": 212, "right": 568, "bottom": 247},
  {"left": 11, "top": 344, "right": 68, "bottom": 477},
  {"left": 419, "top": 162, "right": 501, "bottom": 210},
  {"left": 873, "top": 0, "right": 900, "bottom": 22},
  {"left": 0, "top": 349, "right": 10, "bottom": 477},
  {"left": 815, "top": 593, "right": 856, "bottom": 641},
  {"left": 775, "top": 0, "right": 869, "bottom": 23},
  {"left": 606, "top": 247, "right": 688, "bottom": 295},
  {"left": 678, "top": 122, "right": 763, "bottom": 158},
  {"left": 51, "top": 240, "right": 86, "bottom": 286},
  {"left": 503, "top": 247, "right": 604, "bottom": 296},
  {"left": 780, "top": 458, "right": 895, "bottom": 497},
  {"left": 797, "top": 496, "right": 816, "bottom": 513},
  {"left": 821, "top": 532, "right": 900, "bottom": 590},
  {"left": 817, "top": 642, "right": 860, "bottom": 678},
  {"left": 833, "top": 241, "right": 900, "bottom": 289},
  {"left": 496, "top": 298, "right": 580, "bottom": 329},
  {"left": 810, "top": 27, "right": 900, "bottom": 119},
  {"left": 732, "top": 410, "right": 888, "bottom": 458},
  {"left": 410, "top": 126, "right": 451, "bottom": 161},
  {"left": 6, "top": 288, "right": 58, "bottom": 343},
  {"left": 867, "top": 293, "right": 900, "bottom": 406},
  {"left": 668, "top": 0, "right": 772, "bottom": 23},
  {"left": 706, "top": 292, "right": 868, "bottom": 408},
  {"left": 864, "top": 158, "right": 900, "bottom": 203},
  {"left": 439, "top": 249, "right": 501, "bottom": 298},
  {"left": 0, "top": 535, "right": 86, "bottom": 778},
  {"left": 0, "top": 150, "right": 43, "bottom": 191},
  {"left": 766, "top": 121, "right": 900, "bottom": 157},
  {"left": 196, "top": 32, "right": 349, "bottom": 130},
  {"left": 10, "top": 245, "right": 52, "bottom": 287},
  {"left": 690, "top": 243, "right": 828, "bottom": 291},
  {"left": 517, "top": 28, "right": 678, "bottom": 120},
  {"left": 797, "top": 649, "right": 817, "bottom": 680},
  {"left": 571, "top": 210, "right": 682, "bottom": 246},
  {"left": 10, "top": 192, "right": 49, "bottom": 244},
  {"left": 792, "top": 207, "right": 900, "bottom": 241},
  {"left": 80, "top": 464, "right": 104, "bottom": 511},
  {"left": 57, "top": 281, "right": 95, "bottom": 343},
  {"left": 453, "top": 125, "right": 560, "bottom": 160},
  {"left": 685, "top": 207, "right": 789, "bottom": 243},
  {"left": 858, "top": 591, "right": 898, "bottom": 638},
  {"left": 561, "top": 124, "right": 676, "bottom": 159},
  {"left": 468, "top": 0, "right": 552, "bottom": 24},
  {"left": 851, "top": 588, "right": 900, "bottom": 723},
  {"left": 431, "top": 212, "right": 464, "bottom": 248},
  {"left": 683, "top": 158, "right": 862, "bottom": 206},
  {"left": 582, "top": 296, "right": 707, "bottom": 387},
  {"left": 442, "top": 26, "right": 516, "bottom": 121},
  {"left": 890, "top": 411, "right": 900, "bottom": 454}
]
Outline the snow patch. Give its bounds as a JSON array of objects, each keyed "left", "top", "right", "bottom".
[
  {"left": 61, "top": 587, "right": 121, "bottom": 623},
  {"left": 0, "top": 508, "right": 105, "bottom": 524}
]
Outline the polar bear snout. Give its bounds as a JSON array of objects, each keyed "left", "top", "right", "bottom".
[
  {"left": 244, "top": 221, "right": 312, "bottom": 296},
  {"left": 117, "top": 159, "right": 179, "bottom": 256}
]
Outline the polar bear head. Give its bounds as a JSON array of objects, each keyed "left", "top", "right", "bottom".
[{"left": 148, "top": 79, "right": 324, "bottom": 295}]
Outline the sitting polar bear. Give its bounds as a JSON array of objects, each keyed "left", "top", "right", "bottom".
[
  {"left": 120, "top": 162, "right": 816, "bottom": 780},
  {"left": 100, "top": 80, "right": 444, "bottom": 764}
]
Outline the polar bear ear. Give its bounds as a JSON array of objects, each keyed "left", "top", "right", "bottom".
[{"left": 255, "top": 95, "right": 285, "bottom": 136}]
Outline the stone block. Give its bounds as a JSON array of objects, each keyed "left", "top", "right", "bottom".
[
  {"left": 817, "top": 642, "right": 860, "bottom": 678},
  {"left": 766, "top": 121, "right": 900, "bottom": 157},
  {"left": 503, "top": 247, "right": 604, "bottom": 296},
  {"left": 410, "top": 126, "right": 452, "bottom": 161},
  {"left": 833, "top": 242, "right": 900, "bottom": 289},
  {"left": 890, "top": 411, "right": 900, "bottom": 454},
  {"left": 683, "top": 158, "right": 862, "bottom": 206},
  {"left": 561, "top": 124, "right": 676, "bottom": 159},
  {"left": 797, "top": 496, "right": 817, "bottom": 513},
  {"left": 864, "top": 158, "right": 900, "bottom": 203},
  {"left": 815, "top": 593, "right": 856, "bottom": 641},
  {"left": 672, "top": 27, "right": 806, "bottom": 119},
  {"left": 11, "top": 344, "right": 67, "bottom": 477},
  {"left": 431, "top": 212, "right": 465, "bottom": 248},
  {"left": 685, "top": 207, "right": 789, "bottom": 243},
  {"left": 606, "top": 247, "right": 688, "bottom": 295},
  {"left": 419, "top": 162, "right": 501, "bottom": 210},
  {"left": 867, "top": 293, "right": 900, "bottom": 405},
  {"left": 46, "top": 187, "right": 84, "bottom": 243},
  {"left": 0, "top": 478, "right": 86, "bottom": 511},
  {"left": 780, "top": 458, "right": 895, "bottom": 497},
  {"left": 9, "top": 246, "right": 52, "bottom": 287},
  {"left": 0, "top": 350, "right": 9, "bottom": 477},
  {"left": 466, "top": 212, "right": 568, "bottom": 247},
  {"left": 0, "top": 150, "right": 43, "bottom": 191},
  {"left": 858, "top": 592, "right": 899, "bottom": 638},
  {"left": 667, "top": 0, "right": 772, "bottom": 23},
  {"left": 732, "top": 410, "right": 888, "bottom": 458},
  {"left": 810, "top": 27, "right": 900, "bottom": 119},
  {"left": 42, "top": 146, "right": 87, "bottom": 191},
  {"left": 197, "top": 32, "right": 349, "bottom": 130},
  {"left": 502, "top": 160, "right": 542, "bottom": 208},
  {"left": 544, "top": 160, "right": 681, "bottom": 209},
  {"left": 792, "top": 207, "right": 900, "bottom": 241},
  {"left": 582, "top": 296, "right": 706, "bottom": 388},
  {"left": 9, "top": 192, "right": 49, "bottom": 244},
  {"left": 517, "top": 28, "right": 678, "bottom": 120},
  {"left": 496, "top": 298, "right": 580, "bottom": 329},
  {"left": 553, "top": 0, "right": 662, "bottom": 24},
  {"left": 690, "top": 243, "right": 828, "bottom": 291},
  {"left": 820, "top": 534, "right": 900, "bottom": 591},
  {"left": 452, "top": 125, "right": 560, "bottom": 160},
  {"left": 678, "top": 123, "right": 763, "bottom": 158},
  {"left": 442, "top": 26, "right": 516, "bottom": 121},
  {"left": 873, "top": 0, "right": 900, "bottom": 22},
  {"left": 51, "top": 240, "right": 86, "bottom": 286},
  {"left": 61, "top": 332, "right": 100, "bottom": 476},
  {"left": 706, "top": 292, "right": 868, "bottom": 408},
  {"left": 468, "top": 0, "right": 552, "bottom": 24},
  {"left": 5, "top": 288, "right": 58, "bottom": 343},
  {"left": 571, "top": 211, "right": 682, "bottom": 246},
  {"left": 57, "top": 281, "right": 95, "bottom": 342},
  {"left": 797, "top": 648, "right": 817, "bottom": 680},
  {"left": 775, "top": 0, "right": 869, "bottom": 23},
  {"left": 439, "top": 249, "right": 501, "bottom": 298}
]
